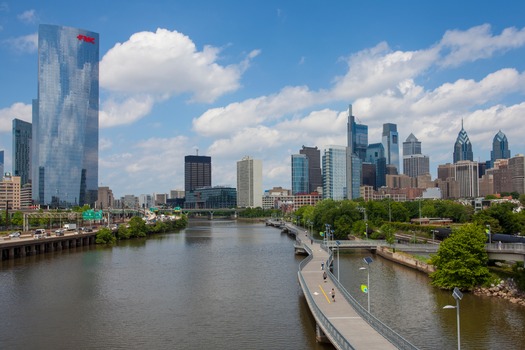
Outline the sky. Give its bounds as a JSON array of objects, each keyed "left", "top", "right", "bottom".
[{"left": 1, "top": 1, "right": 525, "bottom": 199}]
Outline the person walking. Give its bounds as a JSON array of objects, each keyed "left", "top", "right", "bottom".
[
  {"left": 323, "top": 270, "right": 327, "bottom": 283},
  {"left": 321, "top": 262, "right": 325, "bottom": 270},
  {"left": 331, "top": 288, "right": 336, "bottom": 302}
]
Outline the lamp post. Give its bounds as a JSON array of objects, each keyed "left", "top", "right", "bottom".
[
  {"left": 486, "top": 224, "right": 491, "bottom": 244},
  {"left": 443, "top": 287, "right": 463, "bottom": 350},
  {"left": 336, "top": 240, "right": 341, "bottom": 280},
  {"left": 360, "top": 256, "right": 373, "bottom": 313},
  {"left": 365, "top": 222, "right": 368, "bottom": 239}
]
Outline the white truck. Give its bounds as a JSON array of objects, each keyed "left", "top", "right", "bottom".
[{"left": 63, "top": 223, "right": 77, "bottom": 231}]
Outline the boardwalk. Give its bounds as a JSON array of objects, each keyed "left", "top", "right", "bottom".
[{"left": 297, "top": 232, "right": 398, "bottom": 350}]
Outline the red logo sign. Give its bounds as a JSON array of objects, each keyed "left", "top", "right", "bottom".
[{"left": 77, "top": 34, "right": 95, "bottom": 44}]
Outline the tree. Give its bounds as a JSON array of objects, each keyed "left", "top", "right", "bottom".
[
  {"left": 128, "top": 216, "right": 147, "bottom": 238},
  {"left": 381, "top": 223, "right": 396, "bottom": 251},
  {"left": 96, "top": 227, "right": 116, "bottom": 245},
  {"left": 430, "top": 223, "right": 490, "bottom": 290}
]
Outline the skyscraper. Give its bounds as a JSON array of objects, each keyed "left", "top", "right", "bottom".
[
  {"left": 299, "top": 146, "right": 322, "bottom": 193},
  {"left": 0, "top": 150, "right": 4, "bottom": 177},
  {"left": 366, "top": 143, "right": 386, "bottom": 189},
  {"left": 184, "top": 155, "right": 212, "bottom": 192},
  {"left": 402, "top": 133, "right": 429, "bottom": 178},
  {"left": 237, "top": 156, "right": 262, "bottom": 208},
  {"left": 346, "top": 105, "right": 366, "bottom": 199},
  {"left": 322, "top": 145, "right": 347, "bottom": 200},
  {"left": 453, "top": 120, "right": 473, "bottom": 163},
  {"left": 382, "top": 123, "right": 399, "bottom": 172},
  {"left": 32, "top": 24, "right": 99, "bottom": 207},
  {"left": 12, "top": 118, "right": 32, "bottom": 185},
  {"left": 491, "top": 130, "right": 511, "bottom": 166},
  {"left": 291, "top": 154, "right": 309, "bottom": 195}
]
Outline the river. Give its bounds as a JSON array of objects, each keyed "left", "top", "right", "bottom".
[{"left": 0, "top": 220, "right": 524, "bottom": 349}]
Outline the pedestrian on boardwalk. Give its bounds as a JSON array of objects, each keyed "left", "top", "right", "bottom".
[
  {"left": 331, "top": 288, "right": 336, "bottom": 302},
  {"left": 323, "top": 271, "right": 327, "bottom": 283},
  {"left": 321, "top": 262, "right": 324, "bottom": 270},
  {"left": 311, "top": 238, "right": 313, "bottom": 245}
]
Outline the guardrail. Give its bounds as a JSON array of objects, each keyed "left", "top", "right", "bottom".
[{"left": 298, "top": 245, "right": 356, "bottom": 350}]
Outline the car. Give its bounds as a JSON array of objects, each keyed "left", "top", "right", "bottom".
[
  {"left": 8, "top": 232, "right": 21, "bottom": 238},
  {"left": 55, "top": 229, "right": 65, "bottom": 236},
  {"left": 34, "top": 229, "right": 46, "bottom": 239}
]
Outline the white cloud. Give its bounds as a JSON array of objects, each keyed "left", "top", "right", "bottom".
[
  {"left": 17, "top": 9, "right": 37, "bottom": 24},
  {"left": 100, "top": 28, "right": 257, "bottom": 103},
  {"left": 0, "top": 103, "right": 31, "bottom": 132},
  {"left": 5, "top": 33, "right": 37, "bottom": 53},
  {"left": 99, "top": 95, "right": 155, "bottom": 127},
  {"left": 439, "top": 24, "right": 525, "bottom": 67},
  {"left": 99, "top": 138, "right": 113, "bottom": 151}
]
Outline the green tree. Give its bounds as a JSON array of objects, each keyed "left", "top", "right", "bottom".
[
  {"left": 96, "top": 227, "right": 116, "bottom": 245},
  {"left": 128, "top": 216, "right": 147, "bottom": 238},
  {"left": 381, "top": 223, "right": 396, "bottom": 251},
  {"left": 430, "top": 223, "right": 490, "bottom": 290}
]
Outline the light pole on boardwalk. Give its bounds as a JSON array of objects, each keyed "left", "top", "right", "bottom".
[
  {"left": 360, "top": 256, "right": 373, "bottom": 313},
  {"left": 443, "top": 287, "right": 463, "bottom": 350}
]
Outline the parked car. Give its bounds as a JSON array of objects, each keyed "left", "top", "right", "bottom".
[{"left": 8, "top": 232, "right": 21, "bottom": 238}]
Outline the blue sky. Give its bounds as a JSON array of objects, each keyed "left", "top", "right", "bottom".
[{"left": 1, "top": 1, "right": 525, "bottom": 198}]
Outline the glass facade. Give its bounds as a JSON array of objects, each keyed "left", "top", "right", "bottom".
[
  {"left": 299, "top": 146, "right": 322, "bottom": 193},
  {"left": 382, "top": 123, "right": 399, "bottom": 172},
  {"left": 185, "top": 155, "right": 212, "bottom": 193},
  {"left": 453, "top": 121, "right": 473, "bottom": 163},
  {"left": 322, "top": 146, "right": 347, "bottom": 200},
  {"left": 291, "top": 154, "right": 309, "bottom": 195},
  {"left": 184, "top": 186, "right": 237, "bottom": 209},
  {"left": 33, "top": 24, "right": 99, "bottom": 207},
  {"left": 12, "top": 118, "right": 32, "bottom": 185},
  {"left": 491, "top": 130, "right": 511, "bottom": 167}
]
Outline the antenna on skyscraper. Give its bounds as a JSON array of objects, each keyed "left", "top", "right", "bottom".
[{"left": 196, "top": 148, "right": 199, "bottom": 156}]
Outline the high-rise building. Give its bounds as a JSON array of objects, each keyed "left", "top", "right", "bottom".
[
  {"left": 0, "top": 150, "right": 4, "bottom": 178},
  {"left": 455, "top": 161, "right": 479, "bottom": 198},
  {"left": 366, "top": 143, "right": 386, "bottom": 189},
  {"left": 322, "top": 145, "right": 347, "bottom": 200},
  {"left": 12, "top": 118, "right": 32, "bottom": 185},
  {"left": 453, "top": 120, "right": 473, "bottom": 163},
  {"left": 0, "top": 174, "right": 21, "bottom": 210},
  {"left": 346, "top": 105, "right": 366, "bottom": 199},
  {"left": 403, "top": 133, "right": 429, "bottom": 178},
  {"left": 509, "top": 154, "right": 525, "bottom": 194},
  {"left": 382, "top": 123, "right": 399, "bottom": 172},
  {"left": 491, "top": 130, "right": 511, "bottom": 166},
  {"left": 299, "top": 146, "right": 322, "bottom": 193},
  {"left": 184, "top": 155, "right": 212, "bottom": 193},
  {"left": 291, "top": 154, "right": 309, "bottom": 195},
  {"left": 32, "top": 24, "right": 99, "bottom": 207},
  {"left": 237, "top": 156, "right": 262, "bottom": 208},
  {"left": 97, "top": 186, "right": 114, "bottom": 210}
]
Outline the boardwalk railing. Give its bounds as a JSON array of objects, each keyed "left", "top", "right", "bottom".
[
  {"left": 325, "top": 254, "right": 418, "bottom": 350},
  {"left": 298, "top": 245, "right": 356, "bottom": 350}
]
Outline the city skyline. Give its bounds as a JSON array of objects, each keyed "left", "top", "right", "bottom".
[{"left": 1, "top": 1, "right": 525, "bottom": 197}]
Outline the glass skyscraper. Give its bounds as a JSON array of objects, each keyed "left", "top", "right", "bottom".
[
  {"left": 322, "top": 145, "right": 347, "bottom": 200},
  {"left": 291, "top": 154, "right": 309, "bottom": 195},
  {"left": 185, "top": 155, "right": 212, "bottom": 192},
  {"left": 453, "top": 120, "right": 473, "bottom": 163},
  {"left": 12, "top": 118, "right": 32, "bottom": 186},
  {"left": 382, "top": 123, "right": 399, "bottom": 172},
  {"left": 402, "top": 133, "right": 429, "bottom": 178},
  {"left": 491, "top": 130, "right": 511, "bottom": 166},
  {"left": 299, "top": 146, "right": 322, "bottom": 193},
  {"left": 33, "top": 24, "right": 99, "bottom": 207}
]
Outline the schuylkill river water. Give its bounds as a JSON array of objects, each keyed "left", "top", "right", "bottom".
[{"left": 0, "top": 220, "right": 524, "bottom": 350}]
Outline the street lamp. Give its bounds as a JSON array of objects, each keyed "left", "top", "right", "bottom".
[
  {"left": 360, "top": 256, "right": 373, "bottom": 313},
  {"left": 365, "top": 222, "right": 368, "bottom": 239},
  {"left": 443, "top": 287, "right": 463, "bottom": 350},
  {"left": 335, "top": 240, "right": 341, "bottom": 280},
  {"left": 486, "top": 224, "right": 492, "bottom": 244}
]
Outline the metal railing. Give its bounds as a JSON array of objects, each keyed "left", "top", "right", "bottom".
[
  {"left": 299, "top": 244, "right": 418, "bottom": 350},
  {"left": 298, "top": 246, "right": 356, "bottom": 350}
]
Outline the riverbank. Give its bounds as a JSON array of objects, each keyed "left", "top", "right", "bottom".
[{"left": 375, "top": 245, "right": 525, "bottom": 306}]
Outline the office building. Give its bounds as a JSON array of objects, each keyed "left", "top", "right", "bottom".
[
  {"left": 0, "top": 150, "right": 3, "bottom": 179},
  {"left": 347, "top": 105, "right": 368, "bottom": 162},
  {"left": 322, "top": 145, "right": 347, "bottom": 200},
  {"left": 291, "top": 154, "right": 309, "bottom": 195},
  {"left": 403, "top": 133, "right": 429, "bottom": 178},
  {"left": 346, "top": 152, "right": 362, "bottom": 199},
  {"left": 185, "top": 186, "right": 237, "bottom": 209},
  {"left": 453, "top": 120, "right": 473, "bottom": 163},
  {"left": 237, "top": 156, "right": 262, "bottom": 208},
  {"left": 184, "top": 155, "right": 212, "bottom": 193},
  {"left": 382, "top": 123, "right": 399, "bottom": 172},
  {"left": 0, "top": 174, "right": 21, "bottom": 210},
  {"left": 32, "top": 24, "right": 99, "bottom": 207},
  {"left": 97, "top": 186, "right": 114, "bottom": 209},
  {"left": 299, "top": 146, "right": 322, "bottom": 193},
  {"left": 12, "top": 118, "right": 32, "bottom": 185},
  {"left": 509, "top": 154, "right": 525, "bottom": 194},
  {"left": 491, "top": 130, "right": 511, "bottom": 167},
  {"left": 366, "top": 143, "right": 386, "bottom": 189},
  {"left": 455, "top": 161, "right": 479, "bottom": 198}
]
